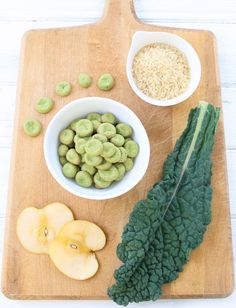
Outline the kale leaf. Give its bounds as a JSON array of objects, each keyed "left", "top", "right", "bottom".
[{"left": 108, "top": 102, "right": 220, "bottom": 305}]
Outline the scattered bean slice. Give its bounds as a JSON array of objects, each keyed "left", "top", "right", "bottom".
[
  {"left": 23, "top": 118, "right": 42, "bottom": 137},
  {"left": 35, "top": 97, "right": 54, "bottom": 114},
  {"left": 78, "top": 73, "right": 92, "bottom": 88},
  {"left": 75, "top": 171, "right": 93, "bottom": 188},
  {"left": 55, "top": 81, "right": 72, "bottom": 97},
  {"left": 97, "top": 73, "right": 115, "bottom": 91}
]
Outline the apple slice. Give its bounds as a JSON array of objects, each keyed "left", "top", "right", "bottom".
[
  {"left": 17, "top": 202, "right": 74, "bottom": 254},
  {"left": 49, "top": 220, "right": 106, "bottom": 280}
]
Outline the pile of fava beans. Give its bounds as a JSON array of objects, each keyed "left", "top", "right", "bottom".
[{"left": 58, "top": 112, "right": 139, "bottom": 189}]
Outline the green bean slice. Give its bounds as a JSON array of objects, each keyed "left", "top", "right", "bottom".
[
  {"left": 94, "top": 172, "right": 111, "bottom": 188},
  {"left": 55, "top": 81, "right": 72, "bottom": 97},
  {"left": 81, "top": 153, "right": 86, "bottom": 163},
  {"left": 84, "top": 153, "right": 103, "bottom": 166},
  {"left": 116, "top": 123, "right": 133, "bottom": 137},
  {"left": 75, "top": 119, "right": 93, "bottom": 137},
  {"left": 96, "top": 160, "right": 112, "bottom": 171},
  {"left": 59, "top": 128, "right": 75, "bottom": 145},
  {"left": 75, "top": 171, "right": 93, "bottom": 188},
  {"left": 106, "top": 147, "right": 122, "bottom": 163},
  {"left": 118, "top": 147, "right": 128, "bottom": 162},
  {"left": 62, "top": 162, "right": 78, "bottom": 178},
  {"left": 66, "top": 149, "right": 81, "bottom": 165},
  {"left": 98, "top": 166, "right": 119, "bottom": 182},
  {"left": 81, "top": 163, "right": 96, "bottom": 176},
  {"left": 59, "top": 156, "right": 67, "bottom": 166},
  {"left": 124, "top": 140, "right": 139, "bottom": 158},
  {"left": 101, "top": 113, "right": 117, "bottom": 124},
  {"left": 70, "top": 118, "right": 80, "bottom": 131},
  {"left": 97, "top": 73, "right": 115, "bottom": 91},
  {"left": 111, "top": 134, "right": 125, "bottom": 147},
  {"left": 86, "top": 112, "right": 101, "bottom": 121},
  {"left": 85, "top": 139, "right": 103, "bottom": 156},
  {"left": 92, "top": 134, "right": 108, "bottom": 143},
  {"left": 124, "top": 158, "right": 134, "bottom": 171},
  {"left": 91, "top": 120, "right": 101, "bottom": 131},
  {"left": 115, "top": 163, "right": 126, "bottom": 181},
  {"left": 35, "top": 97, "right": 54, "bottom": 114},
  {"left": 78, "top": 73, "right": 92, "bottom": 88},
  {"left": 97, "top": 123, "right": 116, "bottom": 139},
  {"left": 74, "top": 138, "right": 86, "bottom": 154},
  {"left": 58, "top": 144, "right": 69, "bottom": 156},
  {"left": 23, "top": 118, "right": 42, "bottom": 137},
  {"left": 102, "top": 142, "right": 116, "bottom": 158}
]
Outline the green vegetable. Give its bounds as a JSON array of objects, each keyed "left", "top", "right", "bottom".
[
  {"left": 58, "top": 112, "right": 139, "bottom": 189},
  {"left": 59, "top": 128, "right": 75, "bottom": 145},
  {"left": 75, "top": 171, "right": 93, "bottom": 188},
  {"left": 55, "top": 81, "right": 72, "bottom": 97},
  {"left": 66, "top": 149, "right": 81, "bottom": 165},
  {"left": 23, "top": 118, "right": 42, "bottom": 137},
  {"left": 35, "top": 97, "right": 54, "bottom": 114},
  {"left": 58, "top": 144, "right": 69, "bottom": 157},
  {"left": 97, "top": 73, "right": 115, "bottom": 91},
  {"left": 78, "top": 73, "right": 92, "bottom": 88},
  {"left": 108, "top": 102, "right": 220, "bottom": 305}
]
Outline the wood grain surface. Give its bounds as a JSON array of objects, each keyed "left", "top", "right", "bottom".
[{"left": 1, "top": 0, "right": 234, "bottom": 300}]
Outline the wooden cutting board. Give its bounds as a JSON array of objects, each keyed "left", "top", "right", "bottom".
[{"left": 1, "top": 0, "right": 234, "bottom": 300}]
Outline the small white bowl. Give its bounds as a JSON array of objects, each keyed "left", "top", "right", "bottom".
[
  {"left": 44, "top": 97, "right": 150, "bottom": 200},
  {"left": 126, "top": 31, "right": 201, "bottom": 106}
]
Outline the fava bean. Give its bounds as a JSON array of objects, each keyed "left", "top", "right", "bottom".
[{"left": 62, "top": 162, "right": 78, "bottom": 178}]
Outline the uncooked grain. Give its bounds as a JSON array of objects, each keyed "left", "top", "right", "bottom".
[{"left": 132, "top": 43, "right": 190, "bottom": 100}]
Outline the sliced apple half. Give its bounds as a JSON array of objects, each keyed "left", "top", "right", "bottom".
[
  {"left": 17, "top": 202, "right": 74, "bottom": 254},
  {"left": 49, "top": 220, "right": 106, "bottom": 280}
]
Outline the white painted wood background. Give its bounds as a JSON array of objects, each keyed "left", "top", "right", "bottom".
[{"left": 0, "top": 0, "right": 235, "bottom": 307}]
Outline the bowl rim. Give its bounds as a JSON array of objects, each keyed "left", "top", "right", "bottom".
[
  {"left": 44, "top": 96, "right": 150, "bottom": 200},
  {"left": 126, "top": 31, "right": 202, "bottom": 107}
]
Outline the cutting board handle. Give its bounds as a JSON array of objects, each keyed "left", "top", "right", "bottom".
[{"left": 101, "top": 0, "right": 139, "bottom": 24}]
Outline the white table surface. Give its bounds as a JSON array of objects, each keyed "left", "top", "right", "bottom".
[{"left": 0, "top": 0, "right": 235, "bottom": 307}]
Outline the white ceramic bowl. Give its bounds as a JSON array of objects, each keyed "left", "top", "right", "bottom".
[
  {"left": 44, "top": 97, "right": 150, "bottom": 200},
  {"left": 126, "top": 31, "right": 201, "bottom": 106}
]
